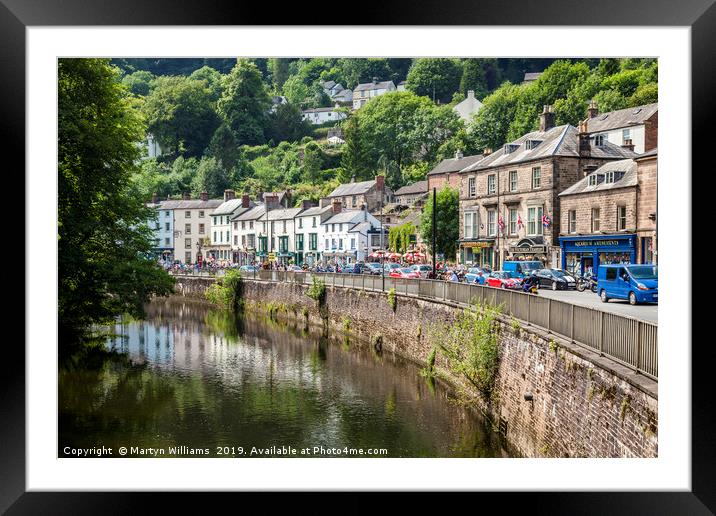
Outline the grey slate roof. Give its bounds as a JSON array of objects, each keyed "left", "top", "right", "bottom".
[
  {"left": 586, "top": 103, "right": 658, "bottom": 133},
  {"left": 354, "top": 80, "right": 394, "bottom": 92},
  {"left": 323, "top": 210, "right": 368, "bottom": 225},
  {"left": 394, "top": 180, "right": 428, "bottom": 196},
  {"left": 559, "top": 159, "right": 637, "bottom": 196},
  {"left": 158, "top": 199, "right": 223, "bottom": 210},
  {"left": 635, "top": 147, "right": 658, "bottom": 159},
  {"left": 328, "top": 179, "right": 376, "bottom": 197},
  {"left": 298, "top": 205, "right": 332, "bottom": 217},
  {"left": 267, "top": 207, "right": 303, "bottom": 221},
  {"left": 428, "top": 154, "right": 485, "bottom": 176},
  {"left": 212, "top": 198, "right": 246, "bottom": 216},
  {"left": 349, "top": 221, "right": 373, "bottom": 234},
  {"left": 303, "top": 106, "right": 342, "bottom": 114},
  {"left": 523, "top": 72, "right": 543, "bottom": 81},
  {"left": 233, "top": 204, "right": 266, "bottom": 221},
  {"left": 462, "top": 125, "right": 637, "bottom": 172}
]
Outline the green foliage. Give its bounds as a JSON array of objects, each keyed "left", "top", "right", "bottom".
[
  {"left": 190, "top": 156, "right": 230, "bottom": 197},
  {"left": 265, "top": 103, "right": 312, "bottom": 143},
  {"left": 406, "top": 58, "right": 463, "bottom": 104},
  {"left": 420, "top": 186, "right": 459, "bottom": 260},
  {"left": 306, "top": 276, "right": 326, "bottom": 305},
  {"left": 142, "top": 75, "right": 220, "bottom": 158},
  {"left": 420, "top": 347, "right": 438, "bottom": 379},
  {"left": 121, "top": 70, "right": 155, "bottom": 96},
  {"left": 342, "top": 317, "right": 351, "bottom": 332},
  {"left": 620, "top": 396, "right": 631, "bottom": 421},
  {"left": 340, "top": 117, "right": 372, "bottom": 182},
  {"left": 217, "top": 59, "right": 271, "bottom": 146},
  {"left": 387, "top": 288, "right": 397, "bottom": 312},
  {"left": 388, "top": 222, "right": 416, "bottom": 253},
  {"left": 204, "top": 269, "right": 242, "bottom": 310},
  {"left": 302, "top": 141, "right": 324, "bottom": 183},
  {"left": 268, "top": 58, "right": 291, "bottom": 91},
  {"left": 58, "top": 58, "right": 175, "bottom": 346},
  {"left": 433, "top": 303, "right": 502, "bottom": 398}
]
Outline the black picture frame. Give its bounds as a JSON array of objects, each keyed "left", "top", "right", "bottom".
[{"left": 4, "top": 0, "right": 709, "bottom": 512}]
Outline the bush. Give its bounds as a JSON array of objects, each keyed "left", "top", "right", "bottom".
[
  {"left": 204, "top": 269, "right": 242, "bottom": 309},
  {"left": 387, "top": 288, "right": 397, "bottom": 312},
  {"left": 306, "top": 276, "right": 326, "bottom": 305}
]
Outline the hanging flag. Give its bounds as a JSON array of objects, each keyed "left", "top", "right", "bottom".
[
  {"left": 542, "top": 213, "right": 552, "bottom": 228},
  {"left": 517, "top": 213, "right": 524, "bottom": 230},
  {"left": 498, "top": 215, "right": 505, "bottom": 234}
]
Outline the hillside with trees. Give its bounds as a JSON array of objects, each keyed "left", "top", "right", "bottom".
[{"left": 115, "top": 57, "right": 657, "bottom": 203}]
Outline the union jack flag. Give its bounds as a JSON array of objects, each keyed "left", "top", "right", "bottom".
[
  {"left": 498, "top": 215, "right": 505, "bottom": 233},
  {"left": 542, "top": 214, "right": 552, "bottom": 228},
  {"left": 517, "top": 213, "right": 524, "bottom": 230}
]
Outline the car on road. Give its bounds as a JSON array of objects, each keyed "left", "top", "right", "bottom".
[
  {"left": 410, "top": 264, "right": 433, "bottom": 278},
  {"left": 365, "top": 262, "right": 383, "bottom": 275},
  {"left": 535, "top": 268, "right": 577, "bottom": 291},
  {"left": 464, "top": 271, "right": 487, "bottom": 285},
  {"left": 502, "top": 260, "right": 543, "bottom": 278},
  {"left": 287, "top": 265, "right": 303, "bottom": 272},
  {"left": 342, "top": 263, "right": 366, "bottom": 274},
  {"left": 383, "top": 262, "right": 402, "bottom": 275},
  {"left": 486, "top": 271, "right": 522, "bottom": 289},
  {"left": 597, "top": 264, "right": 658, "bottom": 305},
  {"left": 239, "top": 265, "right": 259, "bottom": 273},
  {"left": 390, "top": 267, "right": 420, "bottom": 279}
]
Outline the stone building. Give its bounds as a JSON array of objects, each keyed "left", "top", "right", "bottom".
[
  {"left": 585, "top": 101, "right": 657, "bottom": 154},
  {"left": 163, "top": 192, "right": 222, "bottom": 264},
  {"left": 458, "top": 105, "right": 637, "bottom": 269},
  {"left": 393, "top": 180, "right": 428, "bottom": 206},
  {"left": 321, "top": 175, "right": 393, "bottom": 214},
  {"left": 634, "top": 148, "right": 657, "bottom": 264},
  {"left": 427, "top": 150, "right": 484, "bottom": 193},
  {"left": 352, "top": 79, "right": 396, "bottom": 110}
]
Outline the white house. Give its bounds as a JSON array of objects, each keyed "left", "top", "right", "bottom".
[
  {"left": 331, "top": 88, "right": 353, "bottom": 105},
  {"left": 320, "top": 201, "right": 382, "bottom": 265},
  {"left": 146, "top": 194, "right": 174, "bottom": 262},
  {"left": 143, "top": 133, "right": 164, "bottom": 159},
  {"left": 352, "top": 79, "right": 396, "bottom": 110},
  {"left": 162, "top": 193, "right": 222, "bottom": 264},
  {"left": 232, "top": 204, "right": 266, "bottom": 265},
  {"left": 453, "top": 90, "right": 483, "bottom": 124},
  {"left": 294, "top": 203, "right": 332, "bottom": 266},
  {"left": 208, "top": 191, "right": 252, "bottom": 263},
  {"left": 320, "top": 80, "right": 345, "bottom": 98},
  {"left": 301, "top": 105, "right": 347, "bottom": 125},
  {"left": 585, "top": 102, "right": 658, "bottom": 154}
]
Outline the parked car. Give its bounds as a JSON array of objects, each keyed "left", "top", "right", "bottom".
[
  {"left": 502, "top": 260, "right": 543, "bottom": 278},
  {"left": 383, "top": 262, "right": 402, "bottom": 274},
  {"left": 464, "top": 271, "right": 487, "bottom": 285},
  {"left": 467, "top": 266, "right": 491, "bottom": 275},
  {"left": 390, "top": 267, "right": 420, "bottom": 279},
  {"left": 486, "top": 271, "right": 522, "bottom": 289},
  {"left": 535, "top": 268, "right": 577, "bottom": 291},
  {"left": 411, "top": 264, "right": 433, "bottom": 278},
  {"left": 365, "top": 262, "right": 383, "bottom": 275},
  {"left": 239, "top": 265, "right": 259, "bottom": 273},
  {"left": 287, "top": 265, "right": 303, "bottom": 272},
  {"left": 342, "top": 263, "right": 365, "bottom": 274},
  {"left": 597, "top": 264, "right": 658, "bottom": 305}
]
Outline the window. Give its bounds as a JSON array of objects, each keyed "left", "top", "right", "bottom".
[
  {"left": 271, "top": 221, "right": 275, "bottom": 233},
  {"left": 568, "top": 210, "right": 577, "bottom": 233},
  {"left": 199, "top": 224, "right": 205, "bottom": 234},
  {"left": 165, "top": 211, "right": 170, "bottom": 216},
  {"left": 591, "top": 208, "right": 601, "bottom": 232},
  {"left": 185, "top": 238, "right": 192, "bottom": 249},
  {"left": 233, "top": 222, "right": 237, "bottom": 230},
  {"left": 241, "top": 221, "right": 246, "bottom": 230},
  {"left": 199, "top": 211, "right": 204, "bottom": 218},
  {"left": 531, "top": 167, "right": 541, "bottom": 189},
  {"left": 310, "top": 233, "right": 318, "bottom": 251},
  {"left": 165, "top": 222, "right": 170, "bottom": 231},
  {"left": 588, "top": 174, "right": 598, "bottom": 187},
  {"left": 249, "top": 221, "right": 253, "bottom": 230},
  {"left": 325, "top": 238, "right": 329, "bottom": 249},
  {"left": 226, "top": 230, "right": 230, "bottom": 242},
  {"left": 185, "top": 211, "right": 191, "bottom": 218},
  {"left": 213, "top": 231, "right": 217, "bottom": 242},
  {"left": 234, "top": 235, "right": 238, "bottom": 245},
  {"left": 298, "top": 218, "right": 303, "bottom": 229},
  {"left": 297, "top": 234, "right": 304, "bottom": 251},
  {"left": 595, "top": 134, "right": 605, "bottom": 146},
  {"left": 605, "top": 171, "right": 615, "bottom": 183},
  {"left": 464, "top": 212, "right": 476, "bottom": 239},
  {"left": 338, "top": 238, "right": 343, "bottom": 250},
  {"left": 213, "top": 217, "right": 217, "bottom": 226},
  {"left": 525, "top": 140, "right": 542, "bottom": 150},
  {"left": 185, "top": 252, "right": 192, "bottom": 263},
  {"left": 487, "top": 175, "right": 496, "bottom": 195},
  {"left": 351, "top": 238, "right": 356, "bottom": 249},
  {"left": 247, "top": 235, "right": 255, "bottom": 248},
  {"left": 617, "top": 206, "right": 627, "bottom": 231},
  {"left": 509, "top": 171, "right": 517, "bottom": 192},
  {"left": 332, "top": 224, "right": 335, "bottom": 232},
  {"left": 622, "top": 128, "right": 631, "bottom": 143},
  {"left": 219, "top": 231, "right": 222, "bottom": 243},
  {"left": 185, "top": 224, "right": 191, "bottom": 235},
  {"left": 352, "top": 196, "right": 357, "bottom": 207},
  {"left": 487, "top": 210, "right": 496, "bottom": 236},
  {"left": 606, "top": 267, "right": 617, "bottom": 280},
  {"left": 468, "top": 177, "right": 476, "bottom": 197},
  {"left": 339, "top": 224, "right": 343, "bottom": 232},
  {"left": 282, "top": 220, "right": 287, "bottom": 233},
  {"left": 509, "top": 209, "right": 518, "bottom": 235},
  {"left": 528, "top": 206, "right": 543, "bottom": 236},
  {"left": 312, "top": 217, "right": 317, "bottom": 228},
  {"left": 165, "top": 237, "right": 170, "bottom": 246}
]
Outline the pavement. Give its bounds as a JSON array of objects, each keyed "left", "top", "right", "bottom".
[{"left": 537, "top": 287, "right": 658, "bottom": 323}]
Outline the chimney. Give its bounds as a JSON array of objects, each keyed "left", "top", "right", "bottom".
[
  {"left": 622, "top": 139, "right": 635, "bottom": 152},
  {"left": 588, "top": 99, "right": 599, "bottom": 119},
  {"left": 455, "top": 149, "right": 464, "bottom": 160},
  {"left": 183, "top": 192, "right": 191, "bottom": 200},
  {"left": 151, "top": 192, "right": 159, "bottom": 204},
  {"left": 224, "top": 189, "right": 236, "bottom": 201},
  {"left": 539, "top": 105, "right": 555, "bottom": 132},
  {"left": 200, "top": 191, "right": 208, "bottom": 202},
  {"left": 361, "top": 203, "right": 367, "bottom": 221},
  {"left": 467, "top": 90, "right": 475, "bottom": 99},
  {"left": 264, "top": 193, "right": 279, "bottom": 209},
  {"left": 241, "top": 193, "right": 250, "bottom": 208},
  {"left": 375, "top": 175, "right": 385, "bottom": 192},
  {"left": 301, "top": 199, "right": 316, "bottom": 210},
  {"left": 332, "top": 199, "right": 342, "bottom": 214},
  {"left": 582, "top": 165, "right": 598, "bottom": 178},
  {"left": 483, "top": 147, "right": 492, "bottom": 156},
  {"left": 578, "top": 120, "right": 591, "bottom": 157}
]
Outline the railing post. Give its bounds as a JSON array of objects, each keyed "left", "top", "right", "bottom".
[
  {"left": 527, "top": 294, "right": 531, "bottom": 326},
  {"left": 635, "top": 321, "right": 642, "bottom": 374},
  {"left": 547, "top": 298, "right": 551, "bottom": 333},
  {"left": 570, "top": 304, "right": 575, "bottom": 342},
  {"left": 599, "top": 311, "right": 604, "bottom": 356}
]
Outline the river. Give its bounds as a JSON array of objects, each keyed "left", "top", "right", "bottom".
[{"left": 59, "top": 297, "right": 512, "bottom": 458}]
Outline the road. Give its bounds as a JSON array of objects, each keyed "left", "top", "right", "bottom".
[{"left": 537, "top": 287, "right": 658, "bottom": 323}]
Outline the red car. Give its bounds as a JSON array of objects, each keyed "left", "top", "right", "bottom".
[
  {"left": 390, "top": 267, "right": 420, "bottom": 279},
  {"left": 486, "top": 271, "right": 521, "bottom": 289}
]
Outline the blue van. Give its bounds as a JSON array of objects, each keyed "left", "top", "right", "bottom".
[
  {"left": 597, "top": 264, "right": 658, "bottom": 305},
  {"left": 502, "top": 260, "right": 543, "bottom": 278}
]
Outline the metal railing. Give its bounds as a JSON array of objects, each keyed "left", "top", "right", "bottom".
[{"left": 173, "top": 269, "right": 658, "bottom": 380}]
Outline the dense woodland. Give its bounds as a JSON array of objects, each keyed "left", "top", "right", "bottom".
[{"left": 112, "top": 57, "right": 658, "bottom": 206}]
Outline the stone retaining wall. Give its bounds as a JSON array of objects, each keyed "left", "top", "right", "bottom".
[{"left": 172, "top": 275, "right": 658, "bottom": 458}]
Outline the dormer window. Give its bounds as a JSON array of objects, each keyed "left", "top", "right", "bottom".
[
  {"left": 525, "top": 140, "right": 542, "bottom": 150},
  {"left": 605, "top": 171, "right": 615, "bottom": 183},
  {"left": 588, "top": 174, "right": 599, "bottom": 187},
  {"left": 503, "top": 144, "right": 520, "bottom": 154},
  {"left": 594, "top": 134, "right": 605, "bottom": 146}
]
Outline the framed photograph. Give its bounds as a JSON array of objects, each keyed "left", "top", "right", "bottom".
[{"left": 6, "top": 0, "right": 709, "bottom": 511}]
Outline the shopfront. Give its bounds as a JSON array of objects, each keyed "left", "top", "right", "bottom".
[
  {"left": 559, "top": 234, "right": 636, "bottom": 276},
  {"left": 507, "top": 238, "right": 549, "bottom": 267},
  {"left": 460, "top": 240, "right": 494, "bottom": 268}
]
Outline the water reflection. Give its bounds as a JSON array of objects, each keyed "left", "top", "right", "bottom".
[{"left": 59, "top": 297, "right": 511, "bottom": 458}]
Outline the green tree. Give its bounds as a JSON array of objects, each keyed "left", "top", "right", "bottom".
[
  {"left": 142, "top": 75, "right": 219, "bottom": 157},
  {"left": 121, "top": 70, "right": 155, "bottom": 96},
  {"left": 388, "top": 222, "right": 416, "bottom": 253},
  {"left": 268, "top": 58, "right": 291, "bottom": 91},
  {"left": 58, "top": 58, "right": 174, "bottom": 346},
  {"left": 190, "top": 157, "right": 230, "bottom": 197},
  {"left": 419, "top": 186, "right": 459, "bottom": 260},
  {"left": 459, "top": 59, "right": 488, "bottom": 99},
  {"left": 282, "top": 74, "right": 311, "bottom": 107},
  {"left": 302, "top": 141, "right": 324, "bottom": 183},
  {"left": 265, "top": 102, "right": 312, "bottom": 143},
  {"left": 468, "top": 82, "right": 522, "bottom": 151},
  {"left": 189, "top": 65, "right": 224, "bottom": 101},
  {"left": 217, "top": 59, "right": 271, "bottom": 146},
  {"left": 406, "top": 58, "right": 462, "bottom": 104},
  {"left": 340, "top": 117, "right": 371, "bottom": 182}
]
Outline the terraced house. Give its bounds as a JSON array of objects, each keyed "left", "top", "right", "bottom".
[
  {"left": 208, "top": 190, "right": 252, "bottom": 262},
  {"left": 165, "top": 192, "right": 222, "bottom": 264},
  {"left": 458, "top": 105, "right": 637, "bottom": 269},
  {"left": 294, "top": 202, "right": 332, "bottom": 266}
]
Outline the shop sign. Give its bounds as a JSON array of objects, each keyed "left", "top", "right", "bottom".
[
  {"left": 573, "top": 239, "right": 621, "bottom": 247},
  {"left": 510, "top": 245, "right": 546, "bottom": 254},
  {"left": 463, "top": 241, "right": 492, "bottom": 248}
]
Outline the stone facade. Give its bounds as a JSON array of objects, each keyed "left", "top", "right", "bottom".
[
  {"left": 173, "top": 276, "right": 658, "bottom": 458},
  {"left": 635, "top": 153, "right": 657, "bottom": 264},
  {"left": 559, "top": 187, "right": 638, "bottom": 235},
  {"left": 427, "top": 171, "right": 461, "bottom": 193}
]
